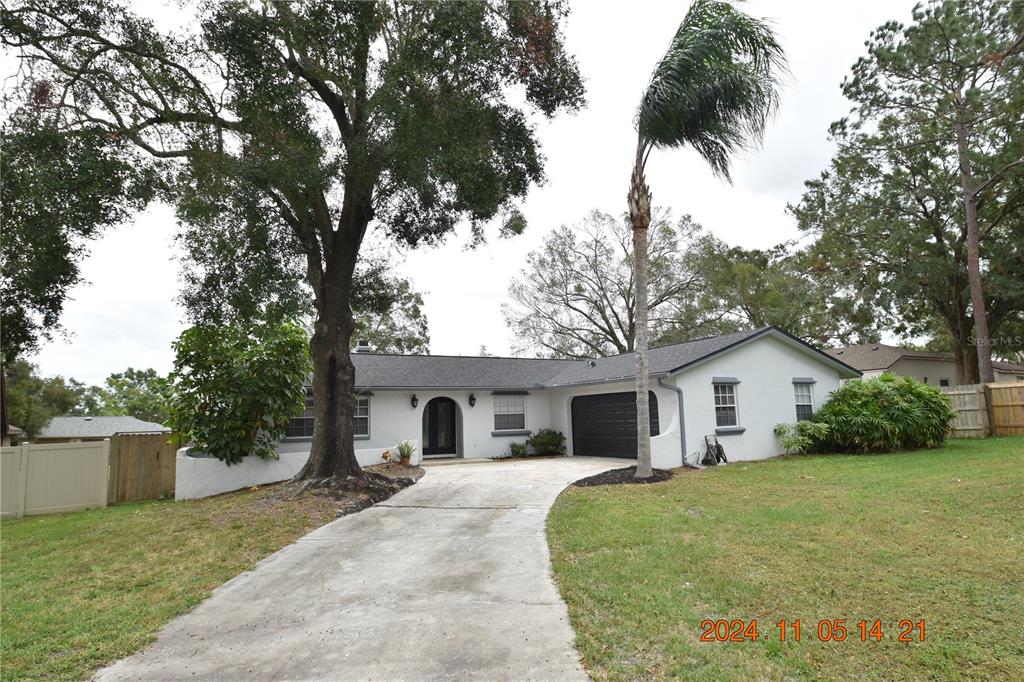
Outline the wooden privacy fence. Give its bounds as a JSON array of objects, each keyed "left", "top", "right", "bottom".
[
  {"left": 988, "top": 382, "right": 1024, "bottom": 436},
  {"left": 0, "top": 432, "right": 176, "bottom": 518},
  {"left": 941, "top": 381, "right": 1024, "bottom": 438},
  {"left": 941, "top": 384, "right": 990, "bottom": 438},
  {"left": 108, "top": 432, "right": 177, "bottom": 504}
]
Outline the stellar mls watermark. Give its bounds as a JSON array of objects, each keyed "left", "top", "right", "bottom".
[{"left": 970, "top": 335, "right": 1023, "bottom": 350}]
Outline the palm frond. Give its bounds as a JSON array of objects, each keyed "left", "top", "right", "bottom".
[{"left": 637, "top": 0, "right": 787, "bottom": 180}]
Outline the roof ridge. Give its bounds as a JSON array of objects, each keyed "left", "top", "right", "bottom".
[
  {"left": 643, "top": 326, "right": 767, "bottom": 355},
  {"left": 355, "top": 327, "right": 768, "bottom": 363},
  {"left": 351, "top": 351, "right": 579, "bottom": 361}
]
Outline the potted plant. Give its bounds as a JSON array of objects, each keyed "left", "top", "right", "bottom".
[{"left": 396, "top": 440, "right": 416, "bottom": 466}]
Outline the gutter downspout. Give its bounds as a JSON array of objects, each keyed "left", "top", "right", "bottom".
[{"left": 658, "top": 376, "right": 699, "bottom": 469}]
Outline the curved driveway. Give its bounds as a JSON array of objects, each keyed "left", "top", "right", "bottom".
[{"left": 96, "top": 457, "right": 628, "bottom": 681}]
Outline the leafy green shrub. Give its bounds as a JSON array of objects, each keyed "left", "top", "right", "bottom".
[
  {"left": 509, "top": 442, "right": 529, "bottom": 457},
  {"left": 169, "top": 321, "right": 311, "bottom": 465},
  {"left": 396, "top": 440, "right": 417, "bottom": 462},
  {"left": 527, "top": 428, "right": 566, "bottom": 455},
  {"left": 812, "top": 373, "right": 955, "bottom": 452},
  {"left": 774, "top": 420, "right": 830, "bottom": 454}
]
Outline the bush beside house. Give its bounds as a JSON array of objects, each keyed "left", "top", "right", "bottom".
[
  {"left": 502, "top": 430, "right": 567, "bottom": 458},
  {"left": 776, "top": 373, "right": 956, "bottom": 454},
  {"left": 168, "top": 321, "right": 311, "bottom": 464},
  {"left": 527, "top": 428, "right": 567, "bottom": 455}
]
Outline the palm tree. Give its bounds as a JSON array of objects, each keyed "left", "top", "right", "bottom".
[{"left": 628, "top": 0, "right": 786, "bottom": 478}]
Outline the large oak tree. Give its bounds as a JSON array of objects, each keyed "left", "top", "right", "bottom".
[{"left": 2, "top": 1, "right": 583, "bottom": 481}]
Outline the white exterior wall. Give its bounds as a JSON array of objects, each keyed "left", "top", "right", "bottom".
[
  {"left": 277, "top": 389, "right": 550, "bottom": 460},
  {"left": 177, "top": 441, "right": 420, "bottom": 500},
  {"left": 272, "top": 333, "right": 853, "bottom": 467},
  {"left": 546, "top": 380, "right": 682, "bottom": 470},
  {"left": 674, "top": 334, "right": 845, "bottom": 462}
]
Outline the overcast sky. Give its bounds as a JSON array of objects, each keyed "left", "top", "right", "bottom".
[{"left": 28, "top": 0, "right": 919, "bottom": 385}]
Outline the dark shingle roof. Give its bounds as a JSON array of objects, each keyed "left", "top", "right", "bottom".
[
  {"left": 544, "top": 328, "right": 768, "bottom": 387},
  {"left": 825, "top": 343, "right": 1024, "bottom": 372},
  {"left": 824, "top": 344, "right": 905, "bottom": 371},
  {"left": 352, "top": 353, "right": 578, "bottom": 389},
  {"left": 39, "top": 416, "right": 170, "bottom": 439},
  {"left": 352, "top": 326, "right": 856, "bottom": 389}
]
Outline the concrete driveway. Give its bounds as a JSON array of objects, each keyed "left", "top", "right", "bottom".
[{"left": 96, "top": 457, "right": 628, "bottom": 681}]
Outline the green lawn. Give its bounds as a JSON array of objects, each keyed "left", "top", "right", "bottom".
[
  {"left": 548, "top": 438, "right": 1024, "bottom": 681},
  {"left": 0, "top": 485, "right": 344, "bottom": 681}
]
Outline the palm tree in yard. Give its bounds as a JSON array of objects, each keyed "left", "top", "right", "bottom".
[{"left": 628, "top": 0, "right": 786, "bottom": 479}]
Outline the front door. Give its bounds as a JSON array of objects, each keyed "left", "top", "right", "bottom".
[{"left": 424, "top": 397, "right": 457, "bottom": 456}]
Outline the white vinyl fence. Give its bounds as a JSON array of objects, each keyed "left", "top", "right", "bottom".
[{"left": 1, "top": 441, "right": 110, "bottom": 518}]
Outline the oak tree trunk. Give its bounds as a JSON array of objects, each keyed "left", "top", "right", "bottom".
[
  {"left": 954, "top": 118, "right": 995, "bottom": 384},
  {"left": 628, "top": 141, "right": 653, "bottom": 480},
  {"left": 295, "top": 201, "right": 368, "bottom": 481}
]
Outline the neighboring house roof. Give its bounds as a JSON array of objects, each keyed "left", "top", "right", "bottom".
[
  {"left": 38, "top": 416, "right": 171, "bottom": 439},
  {"left": 6, "top": 424, "right": 24, "bottom": 435},
  {"left": 825, "top": 343, "right": 1024, "bottom": 373},
  {"left": 352, "top": 326, "right": 860, "bottom": 390}
]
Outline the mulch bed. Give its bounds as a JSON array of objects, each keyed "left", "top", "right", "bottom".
[
  {"left": 254, "top": 464, "right": 425, "bottom": 518},
  {"left": 572, "top": 466, "right": 674, "bottom": 487}
]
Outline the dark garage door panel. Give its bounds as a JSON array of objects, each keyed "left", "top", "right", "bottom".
[{"left": 571, "top": 391, "right": 660, "bottom": 458}]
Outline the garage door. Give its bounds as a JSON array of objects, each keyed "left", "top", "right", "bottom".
[{"left": 571, "top": 391, "right": 660, "bottom": 458}]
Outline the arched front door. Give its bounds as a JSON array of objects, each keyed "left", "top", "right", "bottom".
[{"left": 423, "top": 397, "right": 458, "bottom": 456}]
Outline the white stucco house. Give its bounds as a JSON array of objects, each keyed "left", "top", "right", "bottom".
[
  {"left": 825, "top": 343, "right": 1024, "bottom": 387},
  {"left": 276, "top": 326, "right": 861, "bottom": 469}
]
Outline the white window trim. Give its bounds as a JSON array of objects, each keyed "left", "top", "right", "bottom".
[
  {"left": 492, "top": 394, "right": 527, "bottom": 433},
  {"left": 794, "top": 383, "right": 814, "bottom": 421},
  {"left": 713, "top": 382, "right": 740, "bottom": 429},
  {"left": 353, "top": 395, "right": 371, "bottom": 440}
]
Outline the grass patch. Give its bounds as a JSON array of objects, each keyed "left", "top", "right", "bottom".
[
  {"left": 1, "top": 483, "right": 355, "bottom": 681},
  {"left": 548, "top": 438, "right": 1024, "bottom": 681}
]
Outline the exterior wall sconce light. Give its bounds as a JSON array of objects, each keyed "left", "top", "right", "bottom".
[
  {"left": 468, "top": 393, "right": 477, "bottom": 407},
  {"left": 411, "top": 394, "right": 419, "bottom": 409}
]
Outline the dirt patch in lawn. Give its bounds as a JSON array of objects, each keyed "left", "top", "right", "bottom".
[
  {"left": 244, "top": 464, "right": 425, "bottom": 520},
  {"left": 572, "top": 465, "right": 674, "bottom": 486},
  {"left": 208, "top": 464, "right": 423, "bottom": 528}
]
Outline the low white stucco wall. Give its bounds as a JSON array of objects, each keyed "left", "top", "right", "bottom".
[{"left": 175, "top": 440, "right": 420, "bottom": 500}]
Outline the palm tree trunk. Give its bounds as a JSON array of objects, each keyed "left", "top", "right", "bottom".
[
  {"left": 953, "top": 116, "right": 994, "bottom": 383},
  {"left": 628, "top": 140, "right": 653, "bottom": 479}
]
